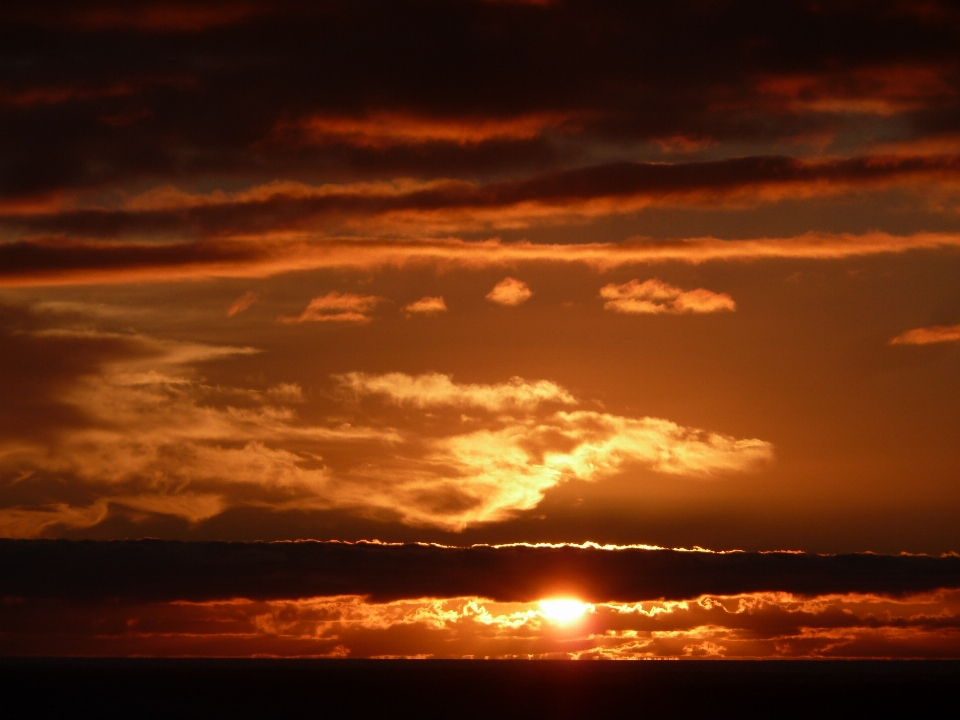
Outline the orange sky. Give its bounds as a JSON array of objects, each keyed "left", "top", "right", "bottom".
[{"left": 2, "top": 0, "right": 960, "bottom": 659}]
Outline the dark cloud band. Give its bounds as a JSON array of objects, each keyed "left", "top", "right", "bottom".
[{"left": 3, "top": 540, "right": 959, "bottom": 603}]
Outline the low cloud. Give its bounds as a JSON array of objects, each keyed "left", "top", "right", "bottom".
[
  {"left": 3, "top": 541, "right": 959, "bottom": 604},
  {"left": 0, "top": 325, "right": 770, "bottom": 535},
  {"left": 278, "top": 291, "right": 381, "bottom": 324},
  {"left": 4, "top": 589, "right": 960, "bottom": 659},
  {"left": 403, "top": 296, "right": 447, "bottom": 315},
  {"left": 487, "top": 277, "right": 532, "bottom": 306},
  {"left": 889, "top": 323, "right": 960, "bottom": 345},
  {"left": 600, "top": 279, "right": 736, "bottom": 314}
]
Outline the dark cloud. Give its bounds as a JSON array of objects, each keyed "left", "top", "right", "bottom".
[
  {"left": 2, "top": 1, "right": 960, "bottom": 197},
  {"left": 4, "top": 154, "right": 960, "bottom": 243},
  {"left": 3, "top": 540, "right": 959, "bottom": 603}
]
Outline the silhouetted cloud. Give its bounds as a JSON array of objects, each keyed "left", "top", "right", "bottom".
[{"left": 2, "top": 540, "right": 959, "bottom": 603}]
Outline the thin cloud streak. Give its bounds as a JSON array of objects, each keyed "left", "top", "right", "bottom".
[
  {"left": 278, "top": 292, "right": 381, "bottom": 324},
  {"left": 890, "top": 323, "right": 960, "bottom": 345},
  {"left": 335, "top": 372, "right": 575, "bottom": 411},
  {"left": 6, "top": 154, "right": 960, "bottom": 239},
  {"left": 3, "top": 232, "right": 960, "bottom": 287}
]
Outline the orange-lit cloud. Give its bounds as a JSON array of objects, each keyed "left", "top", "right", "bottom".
[
  {"left": 486, "top": 277, "right": 532, "bottom": 306},
  {"left": 226, "top": 290, "right": 260, "bottom": 317},
  {"left": 4, "top": 232, "right": 960, "bottom": 288},
  {"left": 283, "top": 112, "right": 575, "bottom": 148},
  {"left": 335, "top": 372, "right": 575, "bottom": 411},
  {"left": 403, "top": 296, "right": 447, "bottom": 315},
  {"left": 754, "top": 65, "right": 957, "bottom": 116},
  {"left": 889, "top": 323, "right": 960, "bottom": 345},
  {"left": 600, "top": 279, "right": 736, "bottom": 314},
  {"left": 4, "top": 589, "right": 959, "bottom": 659},
  {"left": 0, "top": 340, "right": 770, "bottom": 535},
  {"left": 278, "top": 291, "right": 381, "bottom": 324}
]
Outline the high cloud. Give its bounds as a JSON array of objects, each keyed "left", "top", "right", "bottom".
[
  {"left": 600, "top": 279, "right": 736, "bottom": 314},
  {"left": 889, "top": 323, "right": 960, "bottom": 345},
  {"left": 278, "top": 291, "right": 381, "bottom": 323},
  {"left": 487, "top": 277, "right": 532, "bottom": 306}
]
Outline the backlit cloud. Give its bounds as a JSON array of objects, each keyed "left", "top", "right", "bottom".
[
  {"left": 889, "top": 323, "right": 960, "bottom": 345},
  {"left": 0, "top": 324, "right": 770, "bottom": 536},
  {"left": 600, "top": 279, "right": 736, "bottom": 314},
  {"left": 278, "top": 291, "right": 381, "bottom": 324},
  {"left": 5, "top": 589, "right": 960, "bottom": 659},
  {"left": 486, "top": 277, "right": 532, "bottom": 306}
]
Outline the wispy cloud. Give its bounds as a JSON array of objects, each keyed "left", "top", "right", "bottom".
[
  {"left": 278, "top": 291, "right": 381, "bottom": 324},
  {"left": 335, "top": 372, "right": 575, "bottom": 411},
  {"left": 600, "top": 279, "right": 735, "bottom": 314},
  {"left": 4, "top": 232, "right": 960, "bottom": 288},
  {"left": 226, "top": 290, "right": 260, "bottom": 317},
  {"left": 890, "top": 323, "right": 960, "bottom": 345},
  {"left": 279, "top": 112, "right": 575, "bottom": 148}
]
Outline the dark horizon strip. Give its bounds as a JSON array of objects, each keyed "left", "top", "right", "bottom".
[{"left": 2, "top": 540, "right": 959, "bottom": 603}]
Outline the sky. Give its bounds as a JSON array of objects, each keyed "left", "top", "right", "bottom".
[{"left": 2, "top": 0, "right": 960, "bottom": 659}]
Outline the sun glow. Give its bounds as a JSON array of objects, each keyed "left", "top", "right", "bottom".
[{"left": 539, "top": 599, "right": 591, "bottom": 624}]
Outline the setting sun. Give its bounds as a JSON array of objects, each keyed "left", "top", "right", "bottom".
[{"left": 539, "top": 599, "right": 591, "bottom": 624}]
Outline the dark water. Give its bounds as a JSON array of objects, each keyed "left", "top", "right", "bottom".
[{"left": 2, "top": 658, "right": 958, "bottom": 719}]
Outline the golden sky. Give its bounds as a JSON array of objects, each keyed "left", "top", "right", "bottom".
[{"left": 2, "top": 0, "right": 960, "bottom": 659}]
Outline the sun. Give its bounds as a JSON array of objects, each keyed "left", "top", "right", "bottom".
[{"left": 539, "top": 598, "right": 591, "bottom": 624}]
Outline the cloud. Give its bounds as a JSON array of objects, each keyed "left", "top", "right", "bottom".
[
  {"left": 4, "top": 232, "right": 960, "bottom": 288},
  {"left": 335, "top": 372, "right": 575, "bottom": 411},
  {"left": 889, "top": 323, "right": 960, "bottom": 345},
  {"left": 226, "top": 290, "right": 259, "bottom": 317},
  {"left": 369, "top": 411, "right": 770, "bottom": 529},
  {"left": 0, "top": 322, "right": 767, "bottom": 535},
  {"left": 278, "top": 291, "right": 381, "bottom": 324},
  {"left": 486, "top": 277, "right": 532, "bottom": 306},
  {"left": 600, "top": 279, "right": 736, "bottom": 314},
  {"left": 4, "top": 589, "right": 960, "bottom": 660},
  {"left": 7, "top": 154, "right": 960, "bottom": 241},
  {"left": 403, "top": 296, "right": 447, "bottom": 315},
  {"left": 4, "top": 541, "right": 960, "bottom": 604},
  {"left": 280, "top": 112, "right": 574, "bottom": 148}
]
